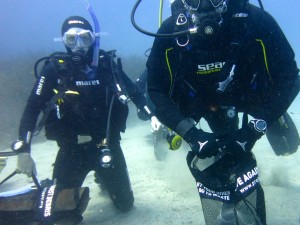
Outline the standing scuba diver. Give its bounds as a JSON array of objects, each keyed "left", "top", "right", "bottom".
[
  {"left": 132, "top": 0, "right": 299, "bottom": 224},
  {"left": 12, "top": 12, "right": 160, "bottom": 223}
]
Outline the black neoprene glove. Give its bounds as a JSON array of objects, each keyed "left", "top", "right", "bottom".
[
  {"left": 183, "top": 127, "right": 221, "bottom": 159},
  {"left": 220, "top": 119, "right": 267, "bottom": 154}
]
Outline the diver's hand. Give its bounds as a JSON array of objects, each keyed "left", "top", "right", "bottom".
[
  {"left": 150, "top": 116, "right": 162, "bottom": 132},
  {"left": 17, "top": 153, "right": 37, "bottom": 177},
  {"left": 220, "top": 119, "right": 266, "bottom": 154},
  {"left": 184, "top": 127, "right": 221, "bottom": 159}
]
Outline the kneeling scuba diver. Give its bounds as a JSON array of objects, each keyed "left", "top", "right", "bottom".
[
  {"left": 0, "top": 2, "right": 102, "bottom": 224},
  {"left": 0, "top": 0, "right": 148, "bottom": 223}
]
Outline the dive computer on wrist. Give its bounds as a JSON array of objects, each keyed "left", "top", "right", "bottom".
[{"left": 250, "top": 119, "right": 267, "bottom": 133}]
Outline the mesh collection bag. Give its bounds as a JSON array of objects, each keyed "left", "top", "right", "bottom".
[{"left": 187, "top": 151, "right": 266, "bottom": 225}]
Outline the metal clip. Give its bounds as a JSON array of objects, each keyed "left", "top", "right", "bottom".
[{"left": 217, "top": 64, "right": 236, "bottom": 93}]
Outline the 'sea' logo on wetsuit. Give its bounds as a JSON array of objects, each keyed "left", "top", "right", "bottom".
[{"left": 197, "top": 62, "right": 225, "bottom": 74}]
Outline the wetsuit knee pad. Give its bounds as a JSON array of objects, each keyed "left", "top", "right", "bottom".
[
  {"left": 110, "top": 191, "right": 134, "bottom": 212},
  {"left": 101, "top": 169, "right": 134, "bottom": 212}
]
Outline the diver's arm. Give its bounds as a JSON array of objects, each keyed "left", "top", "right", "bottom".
[
  {"left": 120, "top": 70, "right": 155, "bottom": 120},
  {"left": 249, "top": 7, "right": 299, "bottom": 124},
  {"left": 18, "top": 61, "right": 57, "bottom": 146},
  {"left": 135, "top": 69, "right": 148, "bottom": 94},
  {"left": 16, "top": 60, "right": 56, "bottom": 176},
  {"left": 146, "top": 24, "right": 194, "bottom": 137},
  {"left": 217, "top": 8, "right": 299, "bottom": 155},
  {"left": 147, "top": 69, "right": 193, "bottom": 136}
]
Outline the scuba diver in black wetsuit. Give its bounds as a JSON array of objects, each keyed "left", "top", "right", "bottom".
[
  {"left": 134, "top": 0, "right": 300, "bottom": 157},
  {"left": 132, "top": 0, "right": 299, "bottom": 224},
  {"left": 12, "top": 15, "right": 159, "bottom": 220}
]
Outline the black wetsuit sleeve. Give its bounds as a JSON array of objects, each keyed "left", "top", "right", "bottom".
[
  {"left": 120, "top": 70, "right": 154, "bottom": 119},
  {"left": 248, "top": 7, "right": 299, "bottom": 124},
  {"left": 147, "top": 18, "right": 189, "bottom": 133},
  {"left": 18, "top": 60, "right": 57, "bottom": 141},
  {"left": 135, "top": 69, "right": 148, "bottom": 94},
  {"left": 99, "top": 50, "right": 154, "bottom": 120}
]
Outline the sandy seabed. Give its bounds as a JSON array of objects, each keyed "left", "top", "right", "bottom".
[{"left": 0, "top": 103, "right": 300, "bottom": 225}]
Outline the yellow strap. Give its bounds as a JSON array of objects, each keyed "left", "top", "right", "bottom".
[
  {"left": 65, "top": 90, "right": 80, "bottom": 95},
  {"left": 52, "top": 89, "right": 80, "bottom": 104},
  {"left": 165, "top": 48, "right": 174, "bottom": 95},
  {"left": 255, "top": 39, "right": 272, "bottom": 80},
  {"left": 53, "top": 89, "right": 79, "bottom": 95}
]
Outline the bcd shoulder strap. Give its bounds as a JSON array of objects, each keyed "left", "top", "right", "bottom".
[
  {"left": 98, "top": 49, "right": 128, "bottom": 97},
  {"left": 33, "top": 52, "right": 75, "bottom": 136},
  {"left": 34, "top": 51, "right": 73, "bottom": 80}
]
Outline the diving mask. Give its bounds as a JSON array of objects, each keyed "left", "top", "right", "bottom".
[
  {"left": 182, "top": 0, "right": 227, "bottom": 11},
  {"left": 63, "top": 28, "right": 95, "bottom": 49}
]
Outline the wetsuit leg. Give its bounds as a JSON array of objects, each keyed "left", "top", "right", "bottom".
[
  {"left": 52, "top": 137, "right": 92, "bottom": 189},
  {"left": 94, "top": 139, "right": 134, "bottom": 212}
]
